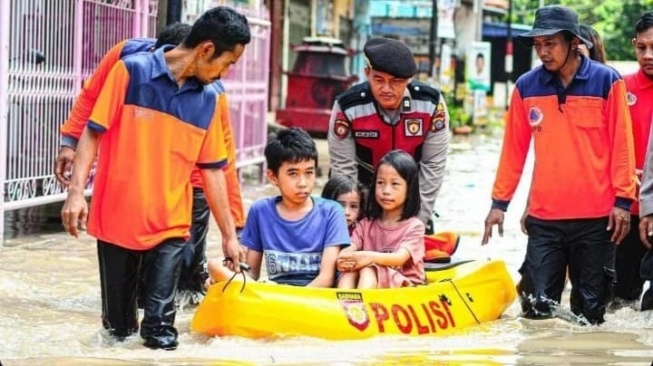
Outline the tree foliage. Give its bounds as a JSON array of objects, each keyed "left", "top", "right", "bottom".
[{"left": 509, "top": 0, "right": 653, "bottom": 60}]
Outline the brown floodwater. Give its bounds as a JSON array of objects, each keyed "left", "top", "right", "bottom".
[{"left": 1, "top": 136, "right": 652, "bottom": 365}]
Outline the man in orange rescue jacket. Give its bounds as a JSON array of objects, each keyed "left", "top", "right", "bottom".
[
  {"left": 60, "top": 7, "right": 250, "bottom": 350},
  {"left": 482, "top": 5, "right": 636, "bottom": 325},
  {"left": 55, "top": 24, "right": 246, "bottom": 304}
]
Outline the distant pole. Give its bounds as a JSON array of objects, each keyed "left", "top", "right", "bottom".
[
  {"left": 428, "top": 0, "right": 439, "bottom": 79},
  {"left": 505, "top": 0, "right": 513, "bottom": 110},
  {"left": 166, "top": 0, "right": 182, "bottom": 25}
]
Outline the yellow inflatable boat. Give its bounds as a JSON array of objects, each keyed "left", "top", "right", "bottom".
[{"left": 192, "top": 259, "right": 516, "bottom": 340}]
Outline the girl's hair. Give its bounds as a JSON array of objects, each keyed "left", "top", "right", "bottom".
[
  {"left": 578, "top": 24, "right": 606, "bottom": 64},
  {"left": 366, "top": 150, "right": 421, "bottom": 221},
  {"left": 322, "top": 175, "right": 365, "bottom": 219}
]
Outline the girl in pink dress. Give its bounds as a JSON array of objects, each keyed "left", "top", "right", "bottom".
[{"left": 336, "top": 150, "right": 426, "bottom": 289}]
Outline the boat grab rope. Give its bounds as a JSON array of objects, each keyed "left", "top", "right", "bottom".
[
  {"left": 444, "top": 279, "right": 481, "bottom": 325},
  {"left": 221, "top": 259, "right": 251, "bottom": 294}
]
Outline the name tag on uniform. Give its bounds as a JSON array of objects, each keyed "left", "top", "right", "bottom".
[{"left": 354, "top": 130, "right": 379, "bottom": 139}]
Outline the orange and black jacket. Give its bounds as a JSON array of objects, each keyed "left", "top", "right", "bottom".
[
  {"left": 491, "top": 57, "right": 636, "bottom": 219},
  {"left": 60, "top": 38, "right": 245, "bottom": 228}
]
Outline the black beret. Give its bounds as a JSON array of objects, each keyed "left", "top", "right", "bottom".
[{"left": 363, "top": 37, "right": 416, "bottom": 79}]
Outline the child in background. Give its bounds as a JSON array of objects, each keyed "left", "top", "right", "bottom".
[
  {"left": 321, "top": 175, "right": 365, "bottom": 234},
  {"left": 337, "top": 150, "right": 426, "bottom": 289},
  {"left": 207, "top": 127, "right": 350, "bottom": 287}
]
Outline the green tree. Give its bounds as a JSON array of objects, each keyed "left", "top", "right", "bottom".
[{"left": 508, "top": 0, "right": 653, "bottom": 60}]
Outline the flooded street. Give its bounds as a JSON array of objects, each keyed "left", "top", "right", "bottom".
[{"left": 1, "top": 134, "right": 653, "bottom": 365}]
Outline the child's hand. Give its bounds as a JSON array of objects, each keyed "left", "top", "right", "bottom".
[{"left": 338, "top": 251, "right": 372, "bottom": 271}]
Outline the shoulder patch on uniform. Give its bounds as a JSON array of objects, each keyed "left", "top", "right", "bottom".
[
  {"left": 334, "top": 119, "right": 350, "bottom": 139},
  {"left": 337, "top": 82, "right": 374, "bottom": 110},
  {"left": 409, "top": 81, "right": 441, "bottom": 103},
  {"left": 431, "top": 102, "right": 447, "bottom": 132}
]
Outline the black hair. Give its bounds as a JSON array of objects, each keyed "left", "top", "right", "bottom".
[
  {"left": 562, "top": 30, "right": 574, "bottom": 43},
  {"left": 476, "top": 53, "right": 484, "bottom": 60},
  {"left": 578, "top": 24, "right": 606, "bottom": 63},
  {"left": 264, "top": 127, "right": 318, "bottom": 175},
  {"left": 182, "top": 6, "right": 251, "bottom": 59},
  {"left": 155, "top": 22, "right": 192, "bottom": 49},
  {"left": 636, "top": 12, "right": 653, "bottom": 35},
  {"left": 322, "top": 175, "right": 365, "bottom": 220},
  {"left": 366, "top": 150, "right": 421, "bottom": 221}
]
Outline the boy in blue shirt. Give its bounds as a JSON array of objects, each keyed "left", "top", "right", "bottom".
[{"left": 208, "top": 127, "right": 350, "bottom": 287}]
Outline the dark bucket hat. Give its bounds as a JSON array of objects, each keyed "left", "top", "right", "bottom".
[{"left": 518, "top": 5, "right": 593, "bottom": 48}]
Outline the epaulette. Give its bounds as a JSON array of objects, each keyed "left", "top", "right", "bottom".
[
  {"left": 408, "top": 81, "right": 441, "bottom": 103},
  {"left": 336, "top": 82, "right": 374, "bottom": 110}
]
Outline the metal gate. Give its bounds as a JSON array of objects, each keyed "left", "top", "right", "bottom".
[
  {"left": 0, "top": 0, "right": 156, "bottom": 238},
  {"left": 185, "top": 0, "right": 272, "bottom": 172}
]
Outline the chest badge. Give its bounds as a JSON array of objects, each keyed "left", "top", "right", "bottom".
[
  {"left": 627, "top": 92, "right": 637, "bottom": 106},
  {"left": 528, "top": 107, "right": 543, "bottom": 126},
  {"left": 405, "top": 118, "right": 423, "bottom": 136}
]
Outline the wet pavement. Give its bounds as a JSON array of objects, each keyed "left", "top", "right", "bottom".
[{"left": 1, "top": 134, "right": 653, "bottom": 365}]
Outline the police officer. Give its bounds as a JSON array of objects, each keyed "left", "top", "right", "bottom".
[{"left": 327, "top": 37, "right": 450, "bottom": 234}]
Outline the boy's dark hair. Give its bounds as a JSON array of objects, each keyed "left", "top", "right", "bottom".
[
  {"left": 182, "top": 6, "right": 251, "bottom": 59},
  {"left": 366, "top": 150, "right": 421, "bottom": 221},
  {"left": 155, "top": 22, "right": 192, "bottom": 49},
  {"left": 322, "top": 175, "right": 366, "bottom": 220},
  {"left": 636, "top": 12, "right": 653, "bottom": 35},
  {"left": 265, "top": 127, "right": 318, "bottom": 174},
  {"left": 476, "top": 53, "right": 484, "bottom": 60}
]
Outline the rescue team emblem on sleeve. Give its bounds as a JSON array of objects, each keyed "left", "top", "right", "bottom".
[
  {"left": 528, "top": 107, "right": 543, "bottom": 126},
  {"left": 334, "top": 119, "right": 350, "bottom": 139},
  {"left": 627, "top": 92, "right": 637, "bottom": 106},
  {"left": 431, "top": 103, "right": 447, "bottom": 132},
  {"left": 405, "top": 119, "right": 423, "bottom": 136},
  {"left": 337, "top": 292, "right": 370, "bottom": 332}
]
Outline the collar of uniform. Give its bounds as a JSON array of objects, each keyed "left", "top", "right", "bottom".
[
  {"left": 635, "top": 68, "right": 653, "bottom": 90},
  {"left": 538, "top": 55, "right": 590, "bottom": 85},
  {"left": 400, "top": 86, "right": 414, "bottom": 112},
  {"left": 151, "top": 45, "right": 203, "bottom": 90},
  {"left": 150, "top": 45, "right": 175, "bottom": 80}
]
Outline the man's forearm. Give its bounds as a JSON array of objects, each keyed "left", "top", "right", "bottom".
[
  {"left": 201, "top": 168, "right": 237, "bottom": 242},
  {"left": 68, "top": 126, "right": 101, "bottom": 194}
]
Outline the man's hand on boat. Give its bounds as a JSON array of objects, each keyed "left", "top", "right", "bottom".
[
  {"left": 222, "top": 238, "right": 247, "bottom": 273},
  {"left": 482, "top": 208, "right": 504, "bottom": 245}
]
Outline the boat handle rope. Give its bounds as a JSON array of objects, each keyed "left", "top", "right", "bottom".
[
  {"left": 221, "top": 258, "right": 251, "bottom": 294},
  {"left": 444, "top": 279, "right": 481, "bottom": 325}
]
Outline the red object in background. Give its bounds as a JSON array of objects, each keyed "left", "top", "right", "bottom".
[{"left": 276, "top": 37, "right": 359, "bottom": 134}]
